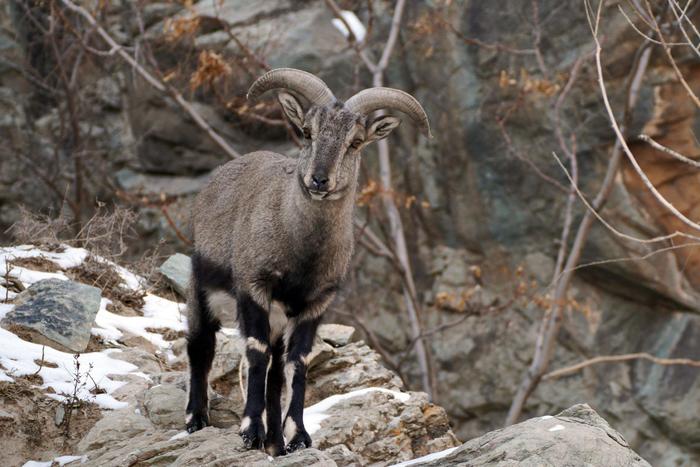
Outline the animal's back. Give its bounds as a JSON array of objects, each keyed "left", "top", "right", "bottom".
[{"left": 192, "top": 151, "right": 295, "bottom": 264}]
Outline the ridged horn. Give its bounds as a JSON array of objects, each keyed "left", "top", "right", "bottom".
[
  {"left": 344, "top": 87, "right": 432, "bottom": 138},
  {"left": 246, "top": 68, "right": 336, "bottom": 107}
]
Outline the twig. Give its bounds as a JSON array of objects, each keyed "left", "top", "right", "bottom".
[
  {"left": 637, "top": 134, "right": 700, "bottom": 168},
  {"left": 505, "top": 0, "right": 652, "bottom": 425},
  {"left": 160, "top": 206, "right": 193, "bottom": 246},
  {"left": 543, "top": 352, "right": 700, "bottom": 380},
  {"left": 33, "top": 345, "right": 46, "bottom": 376},
  {"left": 435, "top": 14, "right": 537, "bottom": 55},
  {"left": 644, "top": 0, "right": 700, "bottom": 108},
  {"left": 552, "top": 151, "right": 700, "bottom": 245},
  {"left": 324, "top": 0, "right": 377, "bottom": 72},
  {"left": 326, "top": 0, "right": 435, "bottom": 398},
  {"left": 531, "top": 0, "right": 549, "bottom": 77},
  {"left": 59, "top": 0, "right": 241, "bottom": 160},
  {"left": 599, "top": 2, "right": 700, "bottom": 233}
]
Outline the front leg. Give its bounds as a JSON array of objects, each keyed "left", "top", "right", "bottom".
[
  {"left": 237, "top": 292, "right": 271, "bottom": 450},
  {"left": 282, "top": 290, "right": 336, "bottom": 452},
  {"left": 282, "top": 315, "right": 322, "bottom": 453}
]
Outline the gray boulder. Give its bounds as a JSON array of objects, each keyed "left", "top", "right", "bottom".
[
  {"left": 311, "top": 390, "right": 457, "bottom": 466},
  {"left": 317, "top": 324, "right": 356, "bottom": 347},
  {"left": 417, "top": 404, "right": 650, "bottom": 467},
  {"left": 1, "top": 278, "right": 101, "bottom": 352},
  {"left": 79, "top": 425, "right": 337, "bottom": 467},
  {"left": 159, "top": 253, "right": 191, "bottom": 298},
  {"left": 78, "top": 410, "right": 154, "bottom": 452},
  {"left": 144, "top": 384, "right": 188, "bottom": 429}
]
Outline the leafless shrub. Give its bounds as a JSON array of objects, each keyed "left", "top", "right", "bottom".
[
  {"left": 7, "top": 206, "right": 71, "bottom": 247},
  {"left": 9, "top": 204, "right": 137, "bottom": 260}
]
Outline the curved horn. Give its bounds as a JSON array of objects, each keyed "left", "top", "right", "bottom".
[
  {"left": 345, "top": 87, "right": 432, "bottom": 138},
  {"left": 246, "top": 68, "right": 336, "bottom": 107}
]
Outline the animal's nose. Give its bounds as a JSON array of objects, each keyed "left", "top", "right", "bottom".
[{"left": 311, "top": 174, "right": 329, "bottom": 191}]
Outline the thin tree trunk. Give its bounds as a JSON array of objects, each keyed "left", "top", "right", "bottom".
[{"left": 505, "top": 42, "right": 651, "bottom": 426}]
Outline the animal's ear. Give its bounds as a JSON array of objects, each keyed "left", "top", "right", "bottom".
[
  {"left": 366, "top": 115, "right": 401, "bottom": 143},
  {"left": 277, "top": 92, "right": 305, "bottom": 130}
]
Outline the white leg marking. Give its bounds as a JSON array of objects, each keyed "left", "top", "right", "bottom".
[
  {"left": 284, "top": 417, "right": 298, "bottom": 442},
  {"left": 240, "top": 415, "right": 251, "bottom": 432},
  {"left": 301, "top": 352, "right": 313, "bottom": 367},
  {"left": 239, "top": 356, "right": 248, "bottom": 404},
  {"left": 282, "top": 361, "right": 296, "bottom": 420},
  {"left": 246, "top": 336, "right": 269, "bottom": 353}
]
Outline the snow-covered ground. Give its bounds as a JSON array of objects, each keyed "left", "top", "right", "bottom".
[
  {"left": 0, "top": 245, "right": 186, "bottom": 409},
  {"left": 304, "top": 387, "right": 410, "bottom": 435},
  {"left": 390, "top": 446, "right": 460, "bottom": 466},
  {"left": 5, "top": 245, "right": 443, "bottom": 467}
]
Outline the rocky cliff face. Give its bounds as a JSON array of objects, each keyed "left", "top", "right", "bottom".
[
  {"left": 0, "top": 245, "right": 649, "bottom": 466},
  {"left": 1, "top": 1, "right": 699, "bottom": 466},
  {"left": 0, "top": 245, "right": 458, "bottom": 466}
]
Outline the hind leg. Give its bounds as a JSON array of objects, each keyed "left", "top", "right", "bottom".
[
  {"left": 237, "top": 292, "right": 271, "bottom": 450},
  {"left": 185, "top": 270, "right": 221, "bottom": 432},
  {"left": 264, "top": 335, "right": 285, "bottom": 455}
]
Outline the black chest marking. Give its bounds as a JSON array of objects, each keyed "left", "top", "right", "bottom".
[
  {"left": 192, "top": 252, "right": 235, "bottom": 292},
  {"left": 266, "top": 247, "right": 334, "bottom": 317}
]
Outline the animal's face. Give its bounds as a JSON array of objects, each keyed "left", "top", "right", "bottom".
[{"left": 278, "top": 92, "right": 400, "bottom": 201}]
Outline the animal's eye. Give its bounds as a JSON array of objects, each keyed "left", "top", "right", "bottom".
[
  {"left": 303, "top": 128, "right": 311, "bottom": 139},
  {"left": 350, "top": 139, "right": 363, "bottom": 149}
]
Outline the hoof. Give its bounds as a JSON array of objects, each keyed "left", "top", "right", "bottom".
[
  {"left": 265, "top": 435, "right": 285, "bottom": 457},
  {"left": 285, "top": 430, "right": 312, "bottom": 454},
  {"left": 240, "top": 417, "right": 266, "bottom": 450},
  {"left": 186, "top": 411, "right": 209, "bottom": 433}
]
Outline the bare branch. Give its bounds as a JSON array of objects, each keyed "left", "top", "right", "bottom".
[
  {"left": 505, "top": 1, "right": 653, "bottom": 425},
  {"left": 597, "top": 3, "right": 700, "bottom": 233},
  {"left": 644, "top": 0, "right": 700, "bottom": 108},
  {"left": 326, "top": 0, "right": 435, "bottom": 398},
  {"left": 543, "top": 352, "right": 700, "bottom": 380},
  {"left": 552, "top": 151, "right": 700, "bottom": 245},
  {"left": 638, "top": 134, "right": 700, "bottom": 168},
  {"left": 59, "top": 0, "right": 241, "bottom": 160}
]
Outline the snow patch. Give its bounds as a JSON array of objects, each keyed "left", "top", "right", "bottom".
[
  {"left": 304, "top": 387, "right": 410, "bottom": 435},
  {"left": 538, "top": 415, "right": 554, "bottom": 420},
  {"left": 169, "top": 431, "right": 189, "bottom": 441},
  {"left": 0, "top": 245, "right": 88, "bottom": 270},
  {"left": 22, "top": 455, "right": 86, "bottom": 467},
  {"left": 92, "top": 295, "right": 186, "bottom": 355},
  {"left": 22, "top": 461, "right": 52, "bottom": 467},
  {"left": 0, "top": 285, "right": 17, "bottom": 301},
  {"left": 0, "top": 245, "right": 91, "bottom": 287},
  {"left": 54, "top": 455, "right": 86, "bottom": 465},
  {"left": 0, "top": 244, "right": 146, "bottom": 292},
  {"left": 331, "top": 10, "right": 366, "bottom": 42},
  {"left": 0, "top": 313, "right": 137, "bottom": 409},
  {"left": 0, "top": 244, "right": 183, "bottom": 408},
  {"left": 390, "top": 446, "right": 459, "bottom": 466},
  {"left": 548, "top": 424, "right": 565, "bottom": 432},
  {"left": 0, "top": 303, "right": 14, "bottom": 319}
]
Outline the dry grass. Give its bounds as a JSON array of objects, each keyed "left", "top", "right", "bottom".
[
  {"left": 0, "top": 378, "right": 102, "bottom": 464},
  {"left": 8, "top": 256, "right": 62, "bottom": 273},
  {"left": 67, "top": 256, "right": 145, "bottom": 310},
  {"left": 145, "top": 327, "right": 186, "bottom": 341},
  {"left": 9, "top": 205, "right": 138, "bottom": 261}
]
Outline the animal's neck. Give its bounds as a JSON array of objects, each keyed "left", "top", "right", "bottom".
[{"left": 284, "top": 174, "right": 357, "bottom": 247}]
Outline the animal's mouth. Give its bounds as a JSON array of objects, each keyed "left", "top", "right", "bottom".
[
  {"left": 306, "top": 186, "right": 347, "bottom": 201},
  {"left": 307, "top": 189, "right": 330, "bottom": 200},
  {"left": 298, "top": 173, "right": 346, "bottom": 201}
]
